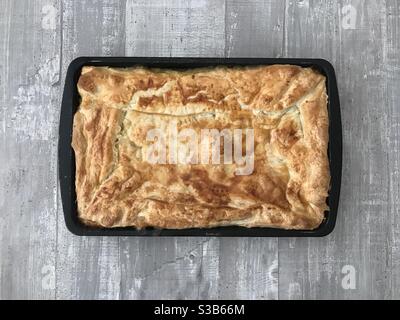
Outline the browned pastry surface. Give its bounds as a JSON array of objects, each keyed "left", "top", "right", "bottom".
[{"left": 72, "top": 65, "right": 330, "bottom": 229}]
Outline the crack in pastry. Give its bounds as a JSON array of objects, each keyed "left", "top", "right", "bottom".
[{"left": 72, "top": 65, "right": 330, "bottom": 229}]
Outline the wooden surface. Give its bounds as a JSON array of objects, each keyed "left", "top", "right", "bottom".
[{"left": 0, "top": 0, "right": 399, "bottom": 300}]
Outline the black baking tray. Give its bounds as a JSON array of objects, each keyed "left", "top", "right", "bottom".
[{"left": 59, "top": 57, "right": 342, "bottom": 237}]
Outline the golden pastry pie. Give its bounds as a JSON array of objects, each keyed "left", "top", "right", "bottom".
[{"left": 72, "top": 65, "right": 330, "bottom": 230}]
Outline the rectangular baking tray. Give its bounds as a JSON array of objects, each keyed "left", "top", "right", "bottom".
[{"left": 59, "top": 57, "right": 342, "bottom": 237}]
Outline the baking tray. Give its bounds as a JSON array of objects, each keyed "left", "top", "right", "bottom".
[{"left": 59, "top": 57, "right": 342, "bottom": 237}]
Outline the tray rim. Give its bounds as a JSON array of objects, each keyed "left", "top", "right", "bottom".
[{"left": 58, "top": 57, "right": 342, "bottom": 237}]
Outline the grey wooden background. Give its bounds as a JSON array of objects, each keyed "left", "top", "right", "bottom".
[{"left": 0, "top": 0, "right": 399, "bottom": 300}]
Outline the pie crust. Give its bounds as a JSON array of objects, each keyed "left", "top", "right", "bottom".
[{"left": 72, "top": 65, "right": 330, "bottom": 230}]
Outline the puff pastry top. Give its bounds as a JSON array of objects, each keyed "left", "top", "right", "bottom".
[{"left": 72, "top": 65, "right": 330, "bottom": 230}]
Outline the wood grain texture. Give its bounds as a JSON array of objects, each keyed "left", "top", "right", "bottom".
[
  {"left": 125, "top": 0, "right": 225, "bottom": 57},
  {"left": 55, "top": 0, "right": 125, "bottom": 300},
  {"left": 0, "top": 0, "right": 399, "bottom": 300},
  {"left": 225, "top": 0, "right": 284, "bottom": 58},
  {"left": 0, "top": 0, "right": 60, "bottom": 299},
  {"left": 385, "top": 0, "right": 400, "bottom": 299},
  {"left": 278, "top": 0, "right": 397, "bottom": 300},
  {"left": 221, "top": 0, "right": 285, "bottom": 300},
  {"left": 121, "top": 0, "right": 225, "bottom": 300}
]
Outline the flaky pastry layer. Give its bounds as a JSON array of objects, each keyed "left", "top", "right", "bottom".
[{"left": 72, "top": 65, "right": 330, "bottom": 230}]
